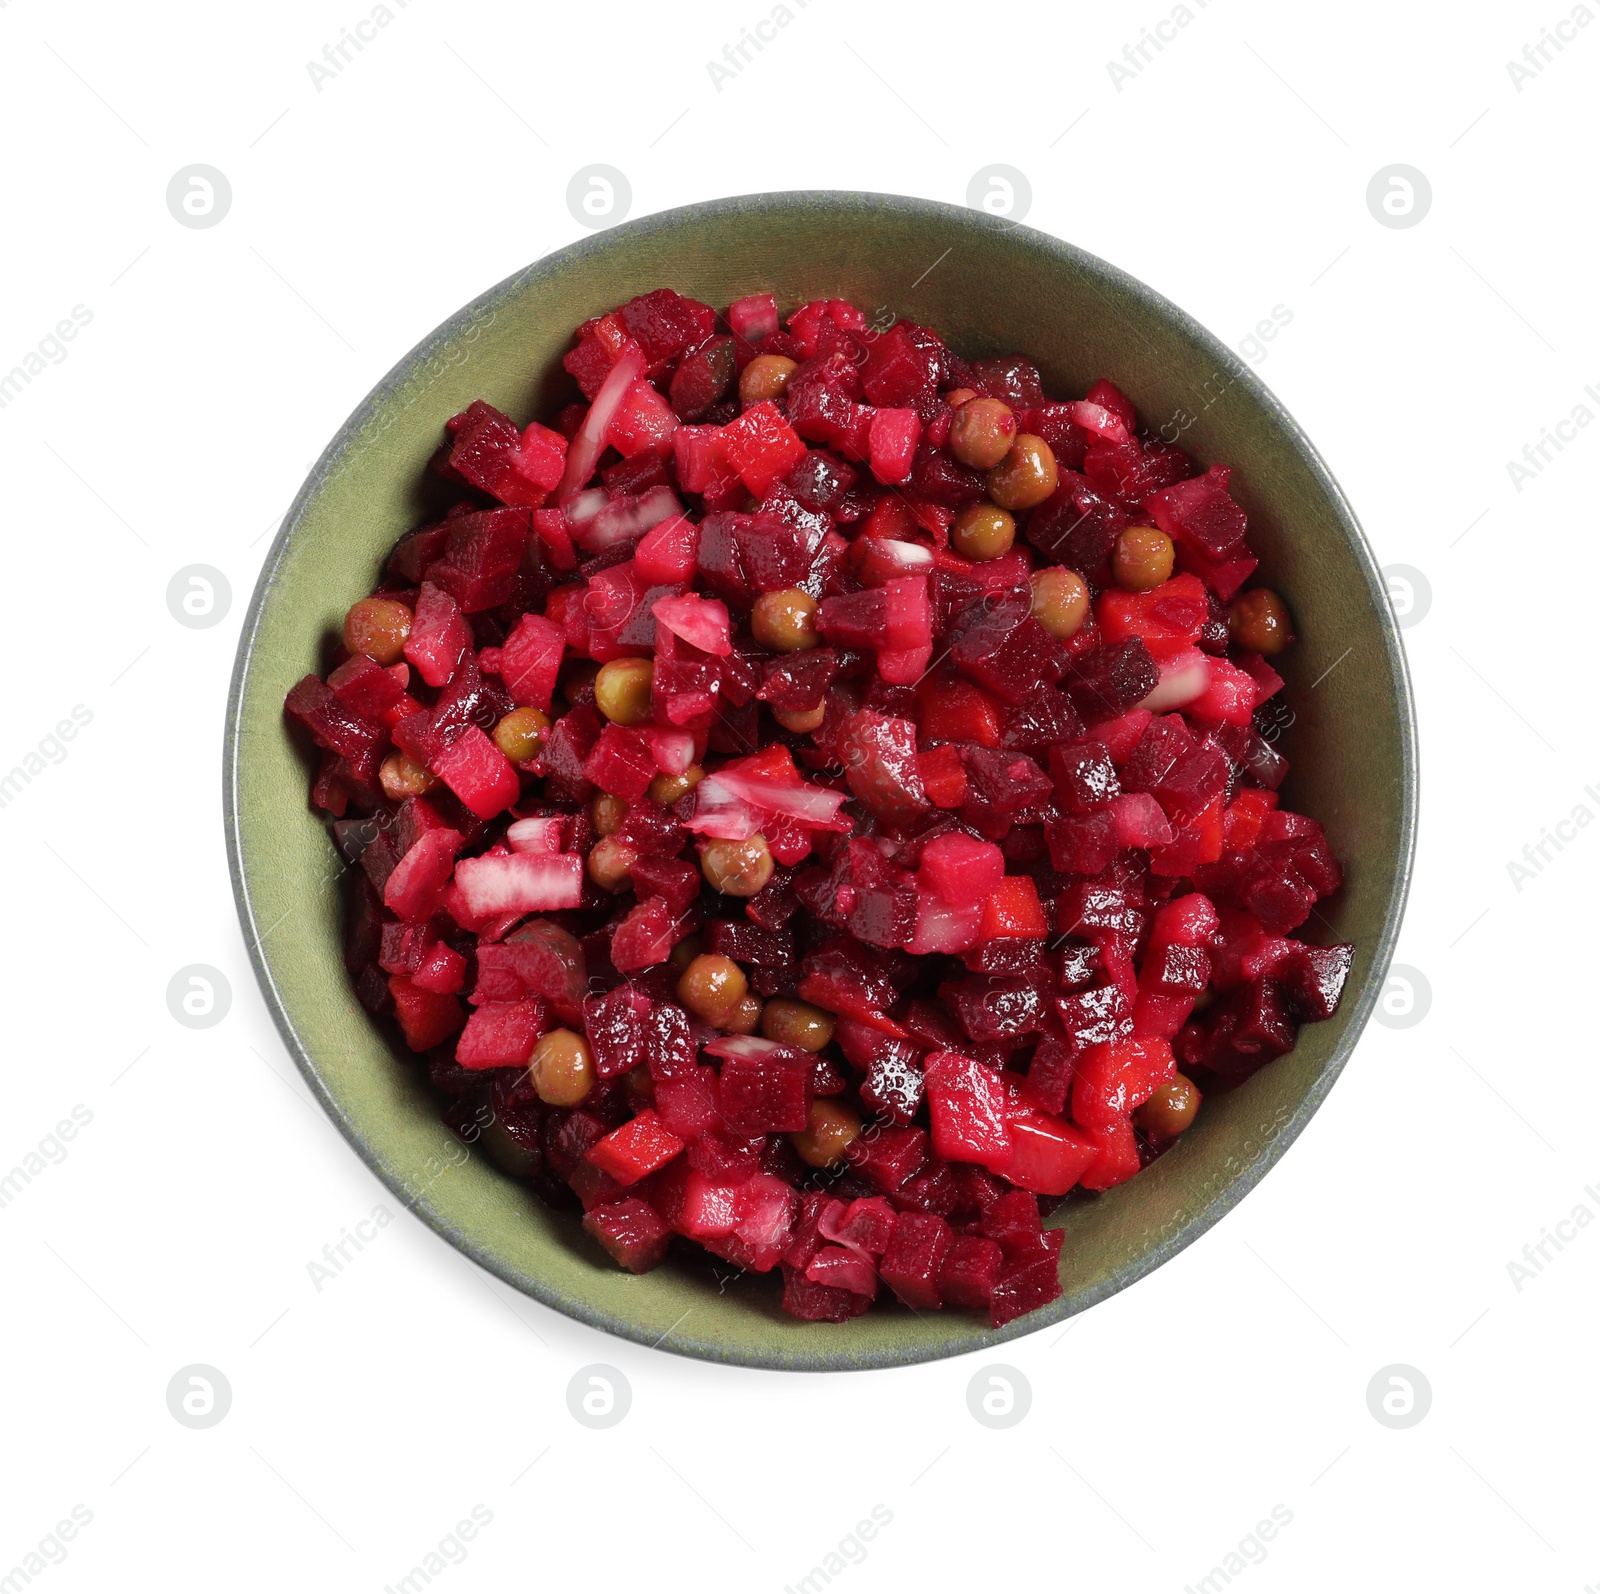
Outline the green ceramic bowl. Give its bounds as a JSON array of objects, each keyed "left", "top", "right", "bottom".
[{"left": 225, "top": 192, "right": 1416, "bottom": 1370}]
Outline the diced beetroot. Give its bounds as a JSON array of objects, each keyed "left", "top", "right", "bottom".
[
  {"left": 1091, "top": 707, "right": 1155, "bottom": 765},
  {"left": 652, "top": 592, "right": 731, "bottom": 657},
  {"left": 388, "top": 975, "right": 464, "bottom": 1052},
  {"left": 610, "top": 896, "right": 684, "bottom": 971},
  {"left": 782, "top": 1264, "right": 873, "bottom": 1321},
  {"left": 1189, "top": 657, "right": 1258, "bottom": 725},
  {"left": 607, "top": 378, "right": 679, "bottom": 459},
  {"left": 721, "top": 400, "right": 807, "bottom": 495},
  {"left": 586, "top": 1110, "right": 684, "bottom": 1185},
  {"left": 924, "top": 1051, "right": 1012, "bottom": 1171},
  {"left": 1045, "top": 808, "right": 1119, "bottom": 876},
  {"left": 728, "top": 292, "right": 779, "bottom": 347},
  {"left": 425, "top": 507, "right": 530, "bottom": 612},
  {"left": 977, "top": 876, "right": 1048, "bottom": 941},
  {"left": 919, "top": 832, "right": 1005, "bottom": 908},
  {"left": 531, "top": 507, "right": 578, "bottom": 571},
  {"left": 916, "top": 745, "right": 968, "bottom": 809},
  {"left": 654, "top": 1064, "right": 720, "bottom": 1139},
  {"left": 404, "top": 582, "right": 474, "bottom": 689},
  {"left": 950, "top": 591, "right": 1063, "bottom": 707},
  {"left": 939, "top": 1234, "right": 1005, "bottom": 1309},
  {"left": 382, "top": 828, "right": 464, "bottom": 922},
  {"left": 879, "top": 1211, "right": 951, "bottom": 1309},
  {"left": 840, "top": 710, "right": 928, "bottom": 824},
  {"left": 905, "top": 890, "right": 983, "bottom": 955},
  {"left": 672, "top": 425, "right": 735, "bottom": 495},
  {"left": 328, "top": 655, "right": 405, "bottom": 723},
  {"left": 1147, "top": 464, "right": 1248, "bottom": 560},
  {"left": 989, "top": 1232, "right": 1065, "bottom": 1325},
  {"left": 843, "top": 1125, "right": 928, "bottom": 1192},
  {"left": 500, "top": 613, "right": 564, "bottom": 710},
  {"left": 1071, "top": 1037, "right": 1176, "bottom": 1131},
  {"left": 429, "top": 726, "right": 520, "bottom": 820},
  {"left": 584, "top": 1198, "right": 670, "bottom": 1273},
  {"left": 635, "top": 512, "right": 699, "bottom": 585},
  {"left": 404, "top": 938, "right": 464, "bottom": 997},
  {"left": 582, "top": 724, "right": 658, "bottom": 802},
  {"left": 455, "top": 1000, "right": 545, "bottom": 1069},
  {"left": 1110, "top": 792, "right": 1173, "bottom": 849},
  {"left": 1078, "top": 1120, "right": 1142, "bottom": 1191},
  {"left": 580, "top": 983, "right": 651, "bottom": 1078},
  {"left": 1000, "top": 1102, "right": 1098, "bottom": 1195},
  {"left": 867, "top": 407, "right": 920, "bottom": 485},
  {"left": 605, "top": 847, "right": 693, "bottom": 919},
  {"left": 717, "top": 1049, "right": 812, "bottom": 1137},
  {"left": 860, "top": 323, "right": 939, "bottom": 407},
  {"left": 1065, "top": 639, "right": 1159, "bottom": 721}
]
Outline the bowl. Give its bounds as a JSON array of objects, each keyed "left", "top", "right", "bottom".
[{"left": 225, "top": 191, "right": 1416, "bottom": 1371}]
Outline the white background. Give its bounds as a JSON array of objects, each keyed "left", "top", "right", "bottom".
[{"left": 1, "top": 0, "right": 1595, "bottom": 1588}]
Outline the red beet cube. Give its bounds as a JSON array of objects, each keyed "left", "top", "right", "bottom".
[
  {"left": 781, "top": 1264, "right": 873, "bottom": 1321},
  {"left": 285, "top": 675, "right": 385, "bottom": 772},
  {"left": 608, "top": 897, "right": 679, "bottom": 972},
  {"left": 839, "top": 710, "right": 928, "bottom": 825},
  {"left": 716, "top": 1049, "right": 811, "bottom": 1137},
  {"left": 925, "top": 1051, "right": 1012, "bottom": 1171},
  {"left": 1000, "top": 1104, "right": 1098, "bottom": 1195},
  {"left": 654, "top": 1065, "right": 720, "bottom": 1138},
  {"left": 635, "top": 511, "right": 699, "bottom": 584},
  {"left": 843, "top": 1125, "right": 929, "bottom": 1192},
  {"left": 455, "top": 1000, "right": 545, "bottom": 1069},
  {"left": 411, "top": 941, "right": 467, "bottom": 995},
  {"left": 383, "top": 828, "right": 463, "bottom": 922},
  {"left": 581, "top": 984, "right": 653, "bottom": 1078},
  {"left": 721, "top": 400, "right": 806, "bottom": 496},
  {"left": 939, "top": 1235, "right": 1005, "bottom": 1309},
  {"left": 1079, "top": 1120, "right": 1141, "bottom": 1191},
  {"left": 500, "top": 613, "right": 565, "bottom": 711},
  {"left": 1064, "top": 639, "right": 1159, "bottom": 720},
  {"left": 860, "top": 323, "right": 939, "bottom": 407},
  {"left": 945, "top": 974, "right": 1048, "bottom": 1043},
  {"left": 584, "top": 1197, "right": 670, "bottom": 1273},
  {"left": 1071, "top": 1037, "right": 1176, "bottom": 1131},
  {"left": 586, "top": 1110, "right": 684, "bottom": 1186},
  {"left": 867, "top": 407, "right": 920, "bottom": 485},
  {"left": 404, "top": 582, "right": 473, "bottom": 689},
  {"left": 989, "top": 1232, "right": 1065, "bottom": 1326},
  {"left": 1045, "top": 808, "right": 1119, "bottom": 876},
  {"left": 950, "top": 593, "right": 1064, "bottom": 707},
  {"left": 805, "top": 1244, "right": 878, "bottom": 1298},
  {"left": 619, "top": 288, "right": 717, "bottom": 369},
  {"left": 1147, "top": 464, "right": 1248, "bottom": 560},
  {"left": 879, "top": 1211, "right": 952, "bottom": 1309},
  {"left": 426, "top": 507, "right": 530, "bottom": 613},
  {"left": 1049, "top": 741, "right": 1121, "bottom": 813},
  {"left": 430, "top": 725, "right": 520, "bottom": 820},
  {"left": 977, "top": 876, "right": 1048, "bottom": 941},
  {"left": 388, "top": 975, "right": 464, "bottom": 1052},
  {"left": 582, "top": 724, "right": 658, "bottom": 802}
]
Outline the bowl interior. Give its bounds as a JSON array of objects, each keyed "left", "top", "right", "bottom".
[{"left": 227, "top": 192, "right": 1414, "bottom": 1370}]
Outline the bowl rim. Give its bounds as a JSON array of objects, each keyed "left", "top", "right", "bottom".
[{"left": 224, "top": 188, "right": 1418, "bottom": 1371}]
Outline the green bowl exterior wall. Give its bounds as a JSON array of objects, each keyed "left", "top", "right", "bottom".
[{"left": 225, "top": 192, "right": 1416, "bottom": 1371}]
